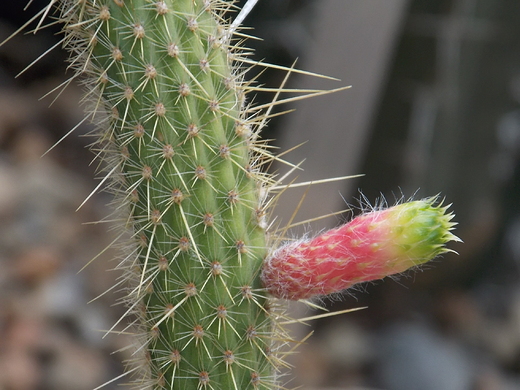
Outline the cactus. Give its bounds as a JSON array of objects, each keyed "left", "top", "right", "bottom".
[{"left": 2, "top": 1, "right": 459, "bottom": 389}]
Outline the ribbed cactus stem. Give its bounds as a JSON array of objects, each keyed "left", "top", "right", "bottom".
[
  {"left": 50, "top": 0, "right": 274, "bottom": 389},
  {"left": 262, "top": 199, "right": 459, "bottom": 300}
]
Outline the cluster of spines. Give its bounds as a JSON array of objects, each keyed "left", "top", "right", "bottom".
[{"left": 51, "top": 1, "right": 282, "bottom": 389}]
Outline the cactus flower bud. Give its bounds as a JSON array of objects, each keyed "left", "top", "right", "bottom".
[{"left": 262, "top": 198, "right": 459, "bottom": 300}]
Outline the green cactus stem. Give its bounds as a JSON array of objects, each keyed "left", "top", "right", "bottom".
[{"left": 48, "top": 0, "right": 278, "bottom": 389}]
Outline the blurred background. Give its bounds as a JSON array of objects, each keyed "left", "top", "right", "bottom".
[{"left": 1, "top": 0, "right": 520, "bottom": 389}]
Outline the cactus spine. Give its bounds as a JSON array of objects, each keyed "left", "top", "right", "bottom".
[{"left": 54, "top": 0, "right": 275, "bottom": 389}]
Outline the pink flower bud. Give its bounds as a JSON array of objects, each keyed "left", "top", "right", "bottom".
[{"left": 262, "top": 198, "right": 459, "bottom": 300}]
